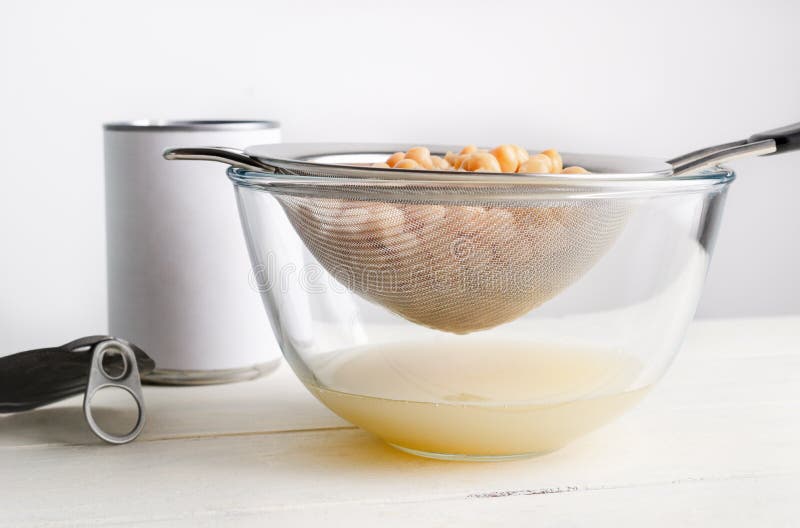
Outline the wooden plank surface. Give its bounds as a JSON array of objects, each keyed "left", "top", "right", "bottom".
[
  {"left": 0, "top": 365, "right": 349, "bottom": 448},
  {"left": 1, "top": 317, "right": 798, "bottom": 526}
]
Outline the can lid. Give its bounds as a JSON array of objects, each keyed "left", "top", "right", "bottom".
[{"left": 103, "top": 120, "right": 280, "bottom": 132}]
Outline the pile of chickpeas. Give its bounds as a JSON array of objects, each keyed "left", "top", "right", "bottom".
[
  {"left": 373, "top": 145, "right": 589, "bottom": 175},
  {"left": 281, "top": 144, "right": 609, "bottom": 333}
]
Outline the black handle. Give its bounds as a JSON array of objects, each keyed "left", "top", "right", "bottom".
[
  {"left": 0, "top": 336, "right": 154, "bottom": 413},
  {"left": 749, "top": 122, "right": 800, "bottom": 154}
]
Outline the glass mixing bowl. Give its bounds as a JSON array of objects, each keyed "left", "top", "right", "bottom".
[{"left": 226, "top": 148, "right": 734, "bottom": 461}]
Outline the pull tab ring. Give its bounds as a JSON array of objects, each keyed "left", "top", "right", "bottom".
[{"left": 82, "top": 339, "right": 146, "bottom": 444}]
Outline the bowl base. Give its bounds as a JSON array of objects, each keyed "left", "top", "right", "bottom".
[{"left": 389, "top": 443, "right": 553, "bottom": 462}]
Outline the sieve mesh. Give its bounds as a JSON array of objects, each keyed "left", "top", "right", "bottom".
[
  {"left": 168, "top": 141, "right": 738, "bottom": 333},
  {"left": 276, "top": 191, "right": 628, "bottom": 334}
]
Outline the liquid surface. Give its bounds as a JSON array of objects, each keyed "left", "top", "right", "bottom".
[{"left": 304, "top": 340, "right": 649, "bottom": 458}]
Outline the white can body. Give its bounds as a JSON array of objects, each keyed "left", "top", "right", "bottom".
[{"left": 104, "top": 121, "right": 282, "bottom": 384}]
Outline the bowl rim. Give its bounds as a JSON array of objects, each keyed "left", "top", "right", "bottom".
[{"left": 228, "top": 168, "right": 734, "bottom": 202}]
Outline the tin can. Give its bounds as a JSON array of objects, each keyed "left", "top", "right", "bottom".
[{"left": 104, "top": 120, "right": 282, "bottom": 384}]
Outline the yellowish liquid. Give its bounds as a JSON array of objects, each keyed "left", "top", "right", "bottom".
[{"left": 305, "top": 340, "right": 650, "bottom": 459}]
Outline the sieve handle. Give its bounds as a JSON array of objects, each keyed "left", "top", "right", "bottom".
[
  {"left": 163, "top": 146, "right": 275, "bottom": 173},
  {"left": 669, "top": 121, "right": 800, "bottom": 175},
  {"left": 749, "top": 121, "right": 800, "bottom": 154}
]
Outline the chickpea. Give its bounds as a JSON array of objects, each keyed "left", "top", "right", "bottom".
[
  {"left": 394, "top": 158, "right": 420, "bottom": 169},
  {"left": 491, "top": 144, "right": 522, "bottom": 173},
  {"left": 386, "top": 152, "right": 405, "bottom": 168},
  {"left": 405, "top": 146, "right": 434, "bottom": 169},
  {"left": 452, "top": 154, "right": 470, "bottom": 170},
  {"left": 365, "top": 203, "right": 406, "bottom": 238},
  {"left": 541, "top": 149, "right": 563, "bottom": 173},
  {"left": 518, "top": 154, "right": 552, "bottom": 174},
  {"left": 463, "top": 152, "right": 502, "bottom": 173},
  {"left": 561, "top": 166, "right": 589, "bottom": 174},
  {"left": 513, "top": 145, "right": 530, "bottom": 165},
  {"left": 460, "top": 144, "right": 478, "bottom": 155},
  {"left": 403, "top": 204, "right": 447, "bottom": 226},
  {"left": 406, "top": 146, "right": 430, "bottom": 159},
  {"left": 431, "top": 155, "right": 450, "bottom": 169}
]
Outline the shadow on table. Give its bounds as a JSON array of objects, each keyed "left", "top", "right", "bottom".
[
  {"left": 0, "top": 405, "right": 458, "bottom": 473},
  {"left": 1, "top": 408, "right": 647, "bottom": 472},
  {"left": 0, "top": 373, "right": 350, "bottom": 447},
  {"left": 1, "top": 388, "right": 652, "bottom": 475},
  {"left": 1, "top": 406, "right": 127, "bottom": 445}
]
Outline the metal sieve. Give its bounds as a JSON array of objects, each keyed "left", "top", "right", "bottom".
[{"left": 164, "top": 122, "right": 799, "bottom": 333}]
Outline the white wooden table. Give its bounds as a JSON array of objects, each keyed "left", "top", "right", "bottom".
[{"left": 2, "top": 317, "right": 799, "bottom": 527}]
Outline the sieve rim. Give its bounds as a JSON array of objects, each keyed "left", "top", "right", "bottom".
[
  {"left": 238, "top": 142, "right": 735, "bottom": 188},
  {"left": 228, "top": 141, "right": 735, "bottom": 199}
]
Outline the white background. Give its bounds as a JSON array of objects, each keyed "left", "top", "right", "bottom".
[{"left": 1, "top": 0, "right": 799, "bottom": 352}]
